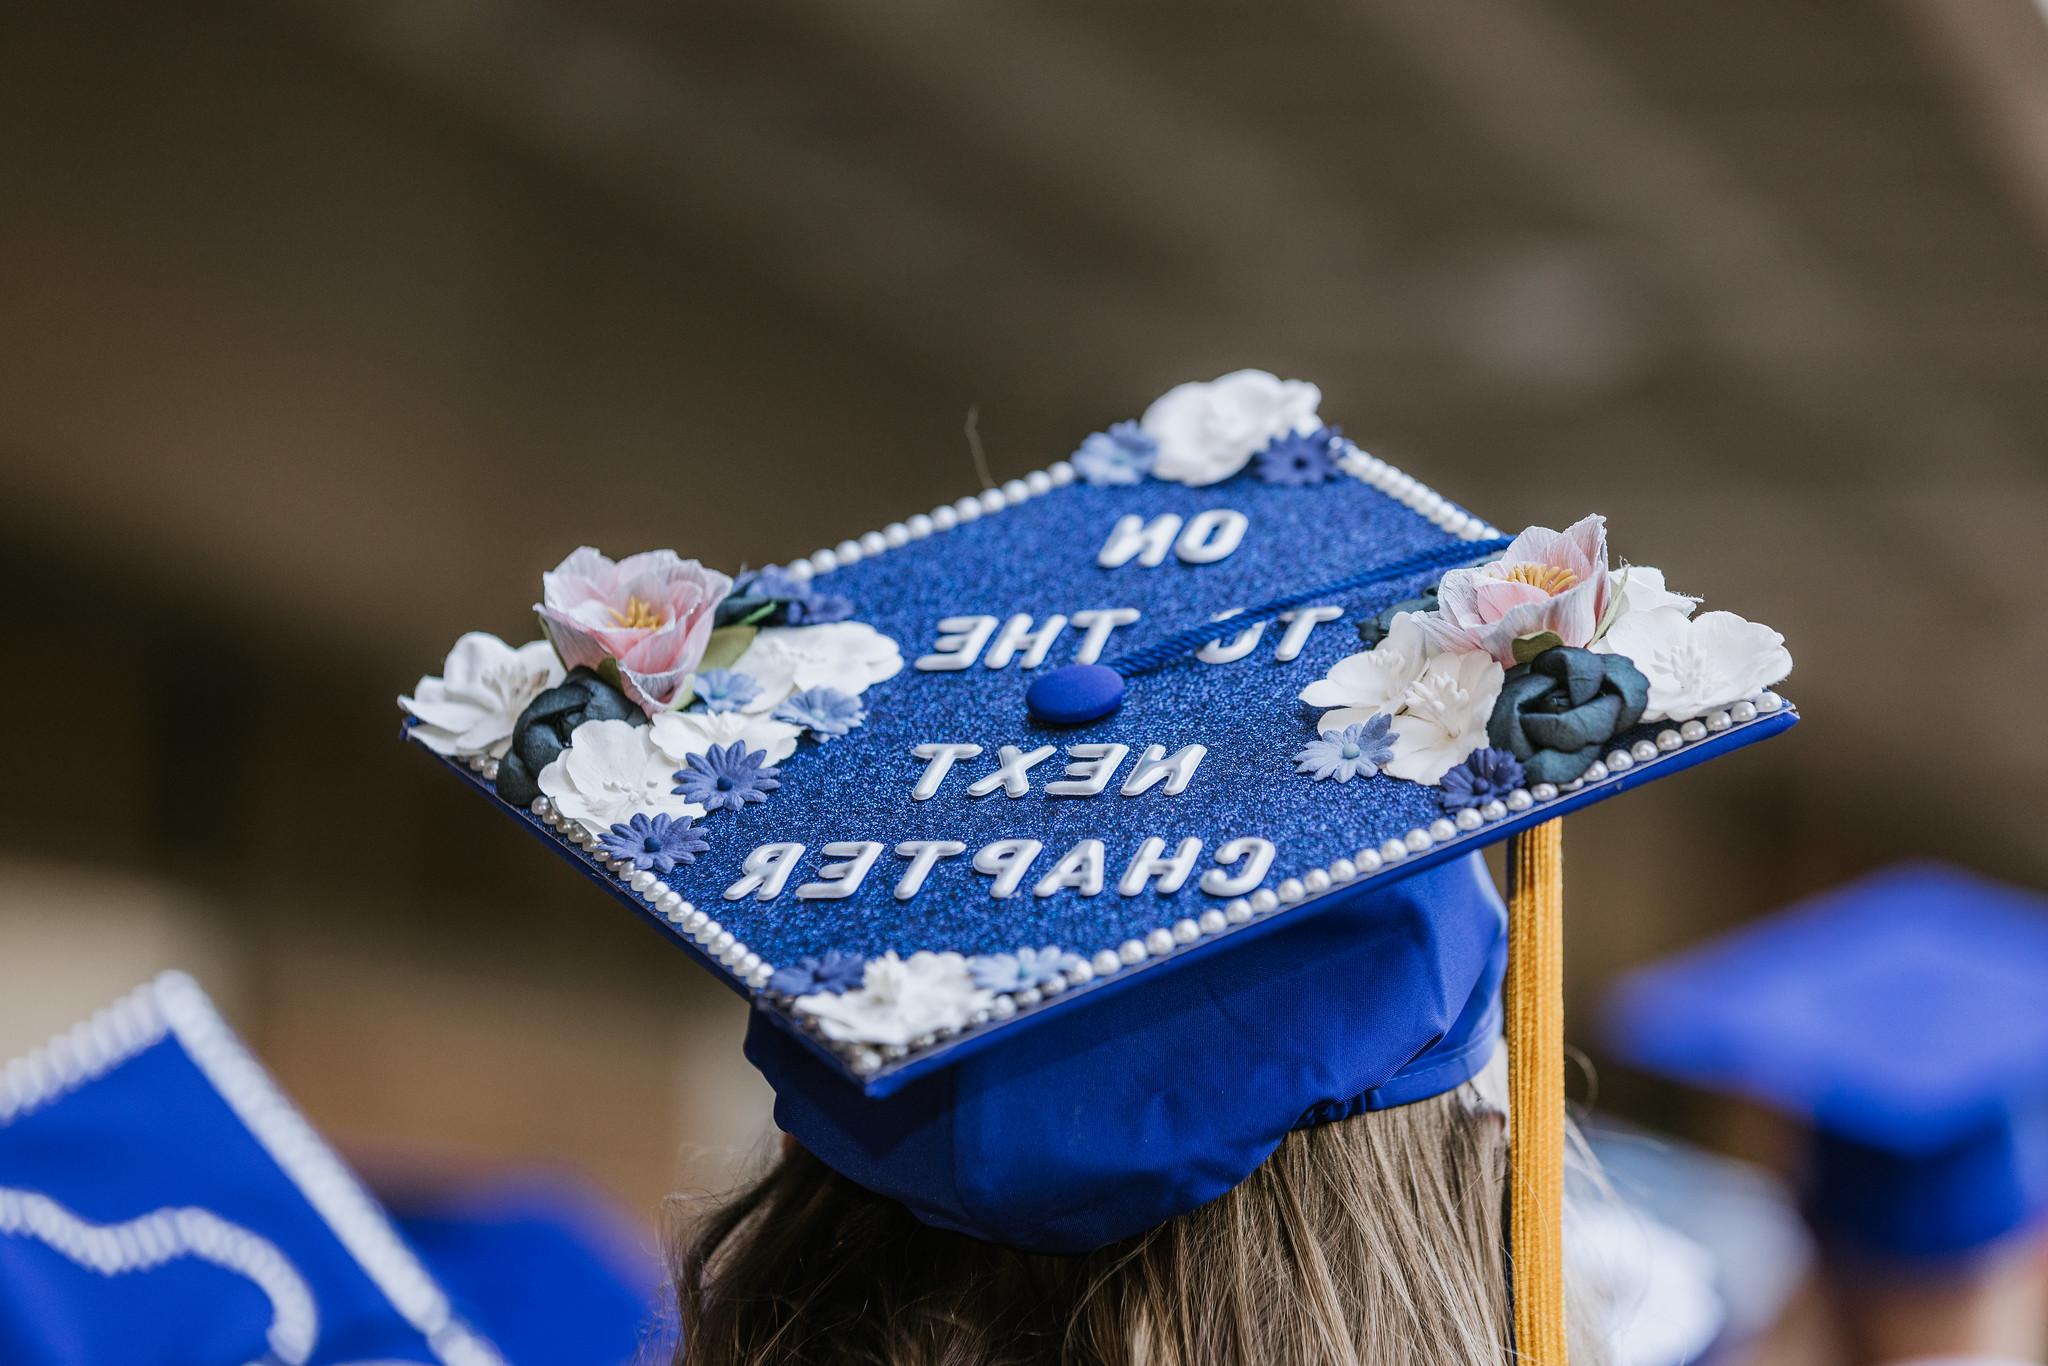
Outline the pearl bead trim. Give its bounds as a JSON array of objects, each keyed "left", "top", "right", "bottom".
[
  {"left": 526, "top": 797, "right": 779, "bottom": 992},
  {"left": 0, "top": 973, "right": 505, "bottom": 1366},
  {"left": 1335, "top": 440, "right": 1502, "bottom": 541},
  {"left": 782, "top": 461, "right": 1078, "bottom": 584},
  {"left": 776, "top": 439, "right": 1499, "bottom": 587}
]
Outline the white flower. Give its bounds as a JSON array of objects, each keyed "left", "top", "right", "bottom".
[
  {"left": 1589, "top": 563, "right": 1699, "bottom": 644},
  {"left": 1379, "top": 651, "right": 1504, "bottom": 785},
  {"left": 1140, "top": 369, "right": 1322, "bottom": 486},
  {"left": 1614, "top": 565, "right": 1698, "bottom": 621},
  {"left": 649, "top": 709, "right": 802, "bottom": 768},
  {"left": 400, "top": 632, "right": 563, "bottom": 758},
  {"left": 795, "top": 951, "right": 994, "bottom": 1047},
  {"left": 537, "top": 718, "right": 703, "bottom": 836},
  {"left": 1303, "top": 614, "right": 1502, "bottom": 785},
  {"left": 1298, "top": 613, "right": 1429, "bottom": 732},
  {"left": 1569, "top": 1205, "right": 1724, "bottom": 1366},
  {"left": 1598, "top": 609, "right": 1791, "bottom": 722},
  {"left": 732, "top": 622, "right": 903, "bottom": 712}
]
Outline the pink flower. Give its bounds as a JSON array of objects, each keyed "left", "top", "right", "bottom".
[
  {"left": 535, "top": 547, "right": 733, "bottom": 714},
  {"left": 1417, "top": 514, "right": 1614, "bottom": 666}
]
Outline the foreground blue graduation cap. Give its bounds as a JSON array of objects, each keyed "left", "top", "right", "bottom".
[
  {"left": 0, "top": 973, "right": 505, "bottom": 1366},
  {"left": 402, "top": 370, "right": 1797, "bottom": 1271},
  {"left": 1606, "top": 864, "right": 2048, "bottom": 1262}
]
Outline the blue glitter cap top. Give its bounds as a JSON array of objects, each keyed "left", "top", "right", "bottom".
[{"left": 406, "top": 377, "right": 1797, "bottom": 1097}]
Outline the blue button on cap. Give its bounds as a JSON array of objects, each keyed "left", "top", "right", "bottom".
[{"left": 1026, "top": 664, "right": 1125, "bottom": 726}]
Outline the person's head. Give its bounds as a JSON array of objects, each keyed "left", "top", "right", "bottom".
[
  {"left": 668, "top": 1051, "right": 1608, "bottom": 1366},
  {"left": 674, "top": 1071, "right": 1515, "bottom": 1366},
  {"left": 658, "top": 855, "right": 1574, "bottom": 1364}
]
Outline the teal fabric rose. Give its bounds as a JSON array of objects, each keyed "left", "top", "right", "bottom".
[
  {"left": 494, "top": 666, "right": 643, "bottom": 808},
  {"left": 1486, "top": 646, "right": 1649, "bottom": 786}
]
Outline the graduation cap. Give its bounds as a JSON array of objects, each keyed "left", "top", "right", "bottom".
[
  {"left": 1606, "top": 864, "right": 2048, "bottom": 1264},
  {"left": 388, "top": 1178, "right": 664, "bottom": 1365},
  {"left": 0, "top": 972, "right": 506, "bottom": 1365},
  {"left": 402, "top": 369, "right": 1797, "bottom": 1362}
]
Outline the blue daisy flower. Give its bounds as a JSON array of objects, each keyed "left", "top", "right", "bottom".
[
  {"left": 1070, "top": 421, "right": 1158, "bottom": 486},
  {"left": 1438, "top": 747, "right": 1526, "bottom": 811},
  {"left": 767, "top": 952, "right": 869, "bottom": 997},
  {"left": 739, "top": 565, "right": 809, "bottom": 600},
  {"left": 1295, "top": 715, "right": 1398, "bottom": 783},
  {"left": 773, "top": 686, "right": 866, "bottom": 739},
  {"left": 967, "top": 946, "right": 1082, "bottom": 992},
  {"left": 1253, "top": 427, "right": 1342, "bottom": 486},
  {"left": 672, "top": 741, "right": 781, "bottom": 812},
  {"left": 783, "top": 590, "right": 853, "bottom": 625},
  {"left": 691, "top": 668, "right": 762, "bottom": 715},
  {"left": 596, "top": 811, "right": 709, "bottom": 873},
  {"left": 714, "top": 566, "right": 856, "bottom": 628}
]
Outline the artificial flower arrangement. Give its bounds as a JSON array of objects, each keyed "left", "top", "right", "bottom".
[
  {"left": 1070, "top": 368, "right": 1349, "bottom": 488},
  {"left": 402, "top": 548, "right": 904, "bottom": 872},
  {"left": 401, "top": 555, "right": 1091, "bottom": 1051},
  {"left": 1294, "top": 515, "right": 1793, "bottom": 806}
]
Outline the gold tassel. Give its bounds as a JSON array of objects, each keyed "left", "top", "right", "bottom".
[{"left": 1507, "top": 819, "right": 1568, "bottom": 1364}]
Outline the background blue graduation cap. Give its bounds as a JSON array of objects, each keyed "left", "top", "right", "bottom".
[
  {"left": 404, "top": 370, "right": 1798, "bottom": 1360},
  {"left": 0, "top": 972, "right": 505, "bottom": 1366},
  {"left": 389, "top": 1178, "right": 665, "bottom": 1365},
  {"left": 1605, "top": 863, "right": 2048, "bottom": 1263}
]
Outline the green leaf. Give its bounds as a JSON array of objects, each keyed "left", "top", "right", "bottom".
[
  {"left": 699, "top": 624, "right": 758, "bottom": 674},
  {"left": 1510, "top": 631, "right": 1564, "bottom": 665}
]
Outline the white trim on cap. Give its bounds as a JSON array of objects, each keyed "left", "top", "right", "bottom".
[
  {"left": 0, "top": 973, "right": 506, "bottom": 1366},
  {"left": 0, "top": 1186, "right": 319, "bottom": 1366},
  {"left": 0, "top": 979, "right": 170, "bottom": 1124}
]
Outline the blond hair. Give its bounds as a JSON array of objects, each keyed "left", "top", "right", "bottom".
[{"left": 666, "top": 1065, "right": 1608, "bottom": 1365}]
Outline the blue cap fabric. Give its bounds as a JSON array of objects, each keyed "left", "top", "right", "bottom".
[
  {"left": 0, "top": 973, "right": 505, "bottom": 1366},
  {"left": 1605, "top": 864, "right": 2048, "bottom": 1260},
  {"left": 749, "top": 852, "right": 1506, "bottom": 1253},
  {"left": 405, "top": 372, "right": 1797, "bottom": 1250},
  {"left": 390, "top": 1178, "right": 663, "bottom": 1366}
]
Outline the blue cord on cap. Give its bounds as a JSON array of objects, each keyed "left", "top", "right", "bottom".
[{"left": 1024, "top": 536, "right": 1511, "bottom": 726}]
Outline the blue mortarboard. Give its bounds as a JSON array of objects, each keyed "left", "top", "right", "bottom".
[
  {"left": 0, "top": 972, "right": 505, "bottom": 1365},
  {"left": 388, "top": 1178, "right": 664, "bottom": 1366},
  {"left": 1605, "top": 864, "right": 2048, "bottom": 1262},
  {"left": 403, "top": 371, "right": 1796, "bottom": 1347}
]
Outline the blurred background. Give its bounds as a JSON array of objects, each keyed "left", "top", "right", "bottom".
[{"left": 3, "top": 0, "right": 2047, "bottom": 1359}]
